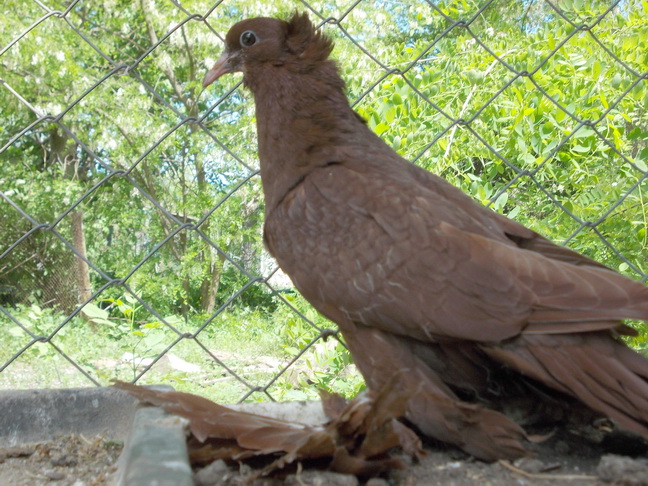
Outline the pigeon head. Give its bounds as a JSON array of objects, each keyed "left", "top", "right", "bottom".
[{"left": 203, "top": 12, "right": 334, "bottom": 88}]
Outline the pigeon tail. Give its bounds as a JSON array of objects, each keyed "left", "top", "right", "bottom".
[{"left": 482, "top": 332, "right": 648, "bottom": 440}]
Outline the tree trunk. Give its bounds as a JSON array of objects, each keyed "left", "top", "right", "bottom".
[
  {"left": 71, "top": 210, "right": 92, "bottom": 305},
  {"left": 200, "top": 251, "right": 225, "bottom": 314}
]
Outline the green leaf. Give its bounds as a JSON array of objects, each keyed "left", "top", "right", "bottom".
[
  {"left": 9, "top": 327, "right": 24, "bottom": 337},
  {"left": 507, "top": 206, "right": 520, "bottom": 219},
  {"left": 592, "top": 60, "right": 601, "bottom": 78},
  {"left": 634, "top": 158, "right": 647, "bottom": 172},
  {"left": 599, "top": 91, "right": 609, "bottom": 109},
  {"left": 571, "top": 144, "right": 590, "bottom": 153},
  {"left": 493, "top": 191, "right": 508, "bottom": 209},
  {"left": 384, "top": 105, "right": 396, "bottom": 124},
  {"left": 374, "top": 122, "right": 390, "bottom": 135},
  {"left": 628, "top": 127, "right": 642, "bottom": 140},
  {"left": 124, "top": 293, "right": 139, "bottom": 305},
  {"left": 521, "top": 153, "right": 535, "bottom": 165},
  {"left": 563, "top": 200, "right": 573, "bottom": 212},
  {"left": 82, "top": 303, "right": 109, "bottom": 320},
  {"left": 610, "top": 74, "right": 622, "bottom": 89},
  {"left": 465, "top": 69, "right": 483, "bottom": 85},
  {"left": 636, "top": 148, "right": 648, "bottom": 171},
  {"left": 572, "top": 127, "right": 595, "bottom": 139},
  {"left": 143, "top": 332, "right": 165, "bottom": 349},
  {"left": 517, "top": 137, "right": 528, "bottom": 153}
]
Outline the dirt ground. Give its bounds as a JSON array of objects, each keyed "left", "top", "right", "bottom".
[
  {"left": 0, "top": 435, "right": 122, "bottom": 486},
  {"left": 1, "top": 427, "right": 647, "bottom": 486},
  {"left": 193, "top": 425, "right": 648, "bottom": 486}
]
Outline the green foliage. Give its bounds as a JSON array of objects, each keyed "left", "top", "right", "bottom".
[
  {"left": 348, "top": 0, "right": 647, "bottom": 281},
  {"left": 626, "top": 319, "right": 648, "bottom": 354},
  {"left": 0, "top": 302, "right": 287, "bottom": 402},
  {"left": 273, "top": 293, "right": 365, "bottom": 400},
  {"left": 1, "top": 0, "right": 647, "bottom": 400}
]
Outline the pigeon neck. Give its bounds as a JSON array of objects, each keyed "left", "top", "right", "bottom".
[{"left": 247, "top": 63, "right": 359, "bottom": 212}]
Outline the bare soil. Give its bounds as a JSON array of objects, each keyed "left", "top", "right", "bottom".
[
  {"left": 2, "top": 427, "right": 647, "bottom": 485},
  {"left": 0, "top": 435, "right": 122, "bottom": 486},
  {"left": 193, "top": 426, "right": 648, "bottom": 486}
]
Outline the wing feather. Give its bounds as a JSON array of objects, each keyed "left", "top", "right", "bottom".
[{"left": 266, "top": 162, "right": 648, "bottom": 344}]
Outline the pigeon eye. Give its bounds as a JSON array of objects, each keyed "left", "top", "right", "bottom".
[{"left": 240, "top": 31, "right": 257, "bottom": 47}]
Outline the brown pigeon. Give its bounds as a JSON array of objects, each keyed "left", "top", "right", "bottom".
[{"left": 203, "top": 12, "right": 648, "bottom": 460}]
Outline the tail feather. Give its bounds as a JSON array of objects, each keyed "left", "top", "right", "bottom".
[
  {"left": 619, "top": 345, "right": 648, "bottom": 379},
  {"left": 482, "top": 333, "right": 648, "bottom": 440}
]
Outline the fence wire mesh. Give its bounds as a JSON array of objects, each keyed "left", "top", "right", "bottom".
[{"left": 0, "top": 0, "right": 647, "bottom": 403}]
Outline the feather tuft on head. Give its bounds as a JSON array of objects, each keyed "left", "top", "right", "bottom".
[{"left": 286, "top": 11, "right": 334, "bottom": 64}]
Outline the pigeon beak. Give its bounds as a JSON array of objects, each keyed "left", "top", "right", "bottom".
[{"left": 203, "top": 51, "right": 236, "bottom": 87}]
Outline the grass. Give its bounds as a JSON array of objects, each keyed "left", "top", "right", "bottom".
[
  {"left": 9, "top": 293, "right": 643, "bottom": 405},
  {"left": 0, "top": 297, "right": 364, "bottom": 404}
]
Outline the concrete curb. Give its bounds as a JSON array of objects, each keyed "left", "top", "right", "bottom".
[
  {"left": 0, "top": 387, "right": 138, "bottom": 447},
  {"left": 115, "top": 402, "right": 193, "bottom": 486}
]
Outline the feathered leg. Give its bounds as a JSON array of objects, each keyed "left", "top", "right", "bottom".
[{"left": 339, "top": 319, "right": 530, "bottom": 460}]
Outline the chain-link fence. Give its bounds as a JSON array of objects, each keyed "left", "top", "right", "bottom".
[{"left": 1, "top": 0, "right": 647, "bottom": 403}]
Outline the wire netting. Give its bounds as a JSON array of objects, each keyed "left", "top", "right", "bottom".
[{"left": 1, "top": 0, "right": 646, "bottom": 402}]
